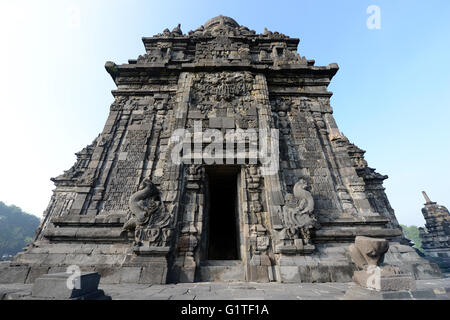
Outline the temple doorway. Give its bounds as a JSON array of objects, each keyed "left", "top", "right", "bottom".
[{"left": 204, "top": 165, "right": 241, "bottom": 261}]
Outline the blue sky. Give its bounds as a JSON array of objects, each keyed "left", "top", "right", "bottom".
[{"left": 0, "top": 0, "right": 449, "bottom": 226}]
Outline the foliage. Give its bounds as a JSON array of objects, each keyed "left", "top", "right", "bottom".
[
  {"left": 401, "top": 224, "right": 424, "bottom": 253},
  {"left": 0, "top": 201, "right": 40, "bottom": 259}
]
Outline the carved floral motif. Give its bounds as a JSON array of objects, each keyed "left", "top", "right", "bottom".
[{"left": 192, "top": 72, "right": 254, "bottom": 101}]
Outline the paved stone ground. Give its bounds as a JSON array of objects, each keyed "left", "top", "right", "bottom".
[{"left": 2, "top": 278, "right": 450, "bottom": 300}]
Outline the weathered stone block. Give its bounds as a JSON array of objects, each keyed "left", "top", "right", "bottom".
[
  {"left": 222, "top": 117, "right": 235, "bottom": 129},
  {"left": 25, "top": 266, "right": 50, "bottom": 284},
  {"left": 48, "top": 266, "right": 68, "bottom": 274},
  {"left": 120, "top": 267, "right": 142, "bottom": 284},
  {"left": 140, "top": 264, "right": 167, "bottom": 284},
  {"left": 410, "top": 289, "right": 437, "bottom": 300},
  {"left": 247, "top": 266, "right": 269, "bottom": 283},
  {"left": 94, "top": 266, "right": 121, "bottom": 284},
  {"left": 298, "top": 265, "right": 312, "bottom": 283},
  {"left": 178, "top": 267, "right": 196, "bottom": 283},
  {"left": 14, "top": 253, "right": 49, "bottom": 265},
  {"left": 310, "top": 265, "right": 331, "bottom": 283},
  {"left": 200, "top": 265, "right": 245, "bottom": 282},
  {"left": 246, "top": 106, "right": 257, "bottom": 116},
  {"left": 279, "top": 266, "right": 300, "bottom": 283},
  {"left": 352, "top": 266, "right": 416, "bottom": 292},
  {"left": 411, "top": 262, "right": 442, "bottom": 279},
  {"left": 42, "top": 253, "right": 67, "bottom": 266},
  {"left": 0, "top": 265, "right": 30, "bottom": 284},
  {"left": 329, "top": 265, "right": 354, "bottom": 283},
  {"left": 380, "top": 291, "right": 413, "bottom": 300},
  {"left": 209, "top": 117, "right": 222, "bottom": 128}
]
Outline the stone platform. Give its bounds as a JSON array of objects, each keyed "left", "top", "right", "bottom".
[{"left": 2, "top": 278, "right": 449, "bottom": 300}]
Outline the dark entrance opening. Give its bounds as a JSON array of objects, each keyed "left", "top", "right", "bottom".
[{"left": 206, "top": 166, "right": 240, "bottom": 260}]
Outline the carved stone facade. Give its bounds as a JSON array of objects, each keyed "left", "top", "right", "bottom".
[
  {"left": 349, "top": 236, "right": 416, "bottom": 291},
  {"left": 419, "top": 192, "right": 450, "bottom": 273},
  {"left": 0, "top": 16, "right": 442, "bottom": 285}
]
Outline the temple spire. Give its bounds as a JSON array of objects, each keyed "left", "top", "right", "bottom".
[{"left": 422, "top": 191, "right": 434, "bottom": 204}]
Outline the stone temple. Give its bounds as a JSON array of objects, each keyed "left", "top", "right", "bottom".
[
  {"left": 0, "top": 16, "right": 442, "bottom": 285},
  {"left": 419, "top": 192, "right": 450, "bottom": 273}
]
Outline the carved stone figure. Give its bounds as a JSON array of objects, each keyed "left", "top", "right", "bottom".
[
  {"left": 153, "top": 24, "right": 184, "bottom": 38},
  {"left": 123, "top": 180, "right": 172, "bottom": 248},
  {"left": 293, "top": 179, "right": 315, "bottom": 214},
  {"left": 281, "top": 179, "right": 318, "bottom": 244},
  {"left": 185, "top": 164, "right": 205, "bottom": 190},
  {"left": 123, "top": 178, "right": 161, "bottom": 231},
  {"left": 171, "top": 24, "right": 183, "bottom": 36},
  {"left": 349, "top": 236, "right": 389, "bottom": 269},
  {"left": 186, "top": 164, "right": 204, "bottom": 178},
  {"left": 349, "top": 236, "right": 416, "bottom": 291}
]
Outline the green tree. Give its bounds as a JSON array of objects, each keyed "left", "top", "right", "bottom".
[
  {"left": 401, "top": 224, "right": 424, "bottom": 253},
  {"left": 0, "top": 201, "right": 40, "bottom": 259}
]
